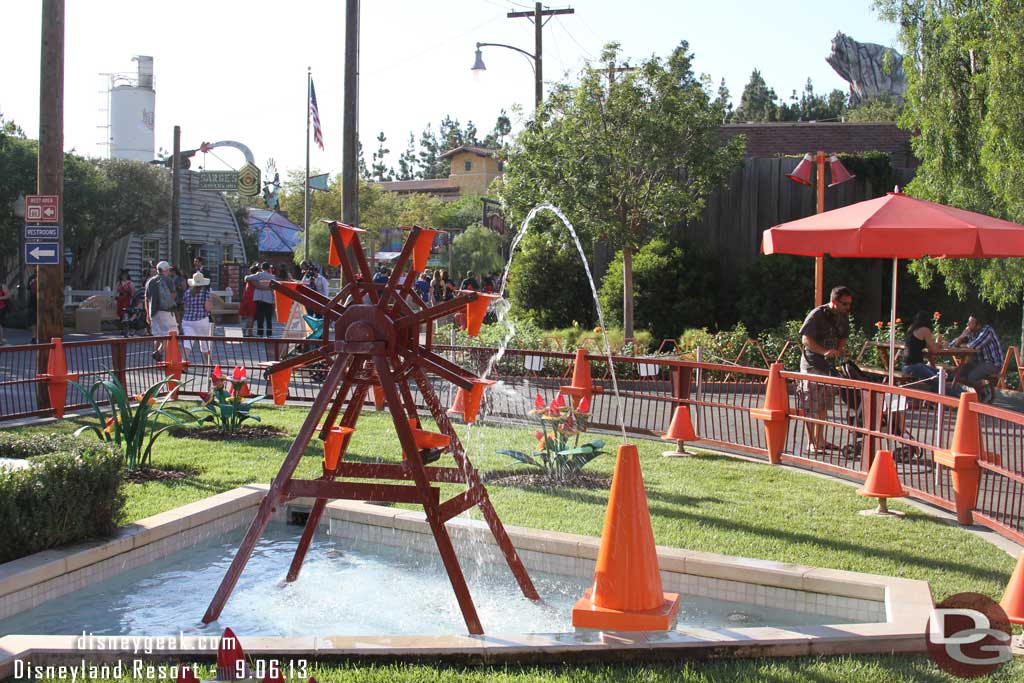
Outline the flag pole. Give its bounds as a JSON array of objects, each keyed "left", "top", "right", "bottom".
[{"left": 304, "top": 67, "right": 311, "bottom": 263}]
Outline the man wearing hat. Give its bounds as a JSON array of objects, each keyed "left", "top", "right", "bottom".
[
  {"left": 182, "top": 271, "right": 214, "bottom": 365},
  {"left": 145, "top": 261, "right": 178, "bottom": 361}
]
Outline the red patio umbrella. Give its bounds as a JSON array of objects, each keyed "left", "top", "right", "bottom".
[{"left": 762, "top": 191, "right": 1024, "bottom": 382}]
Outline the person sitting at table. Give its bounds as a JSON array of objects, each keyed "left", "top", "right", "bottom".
[
  {"left": 952, "top": 315, "right": 1003, "bottom": 403},
  {"left": 902, "top": 311, "right": 963, "bottom": 396}
]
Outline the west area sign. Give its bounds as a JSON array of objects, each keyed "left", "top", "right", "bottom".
[
  {"left": 25, "top": 195, "right": 59, "bottom": 223},
  {"left": 198, "top": 171, "right": 239, "bottom": 191},
  {"left": 24, "top": 224, "right": 61, "bottom": 242},
  {"left": 25, "top": 243, "right": 60, "bottom": 265}
]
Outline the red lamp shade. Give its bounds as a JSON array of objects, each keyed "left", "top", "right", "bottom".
[
  {"left": 786, "top": 153, "right": 814, "bottom": 186},
  {"left": 827, "top": 155, "right": 855, "bottom": 187}
]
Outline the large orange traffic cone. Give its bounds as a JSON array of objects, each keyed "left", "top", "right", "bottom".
[
  {"left": 463, "top": 292, "right": 499, "bottom": 337},
  {"left": 273, "top": 281, "right": 300, "bottom": 324},
  {"left": 323, "top": 425, "right": 355, "bottom": 471},
  {"left": 39, "top": 337, "right": 79, "bottom": 418},
  {"left": 216, "top": 626, "right": 247, "bottom": 680},
  {"left": 857, "top": 450, "right": 907, "bottom": 516},
  {"left": 411, "top": 227, "right": 437, "bottom": 272},
  {"left": 270, "top": 368, "right": 291, "bottom": 406},
  {"left": 160, "top": 331, "right": 187, "bottom": 399},
  {"left": 560, "top": 348, "right": 600, "bottom": 407},
  {"left": 749, "top": 362, "right": 789, "bottom": 464},
  {"left": 661, "top": 405, "right": 698, "bottom": 457},
  {"left": 934, "top": 392, "right": 984, "bottom": 524},
  {"left": 448, "top": 379, "right": 495, "bottom": 424},
  {"left": 999, "top": 553, "right": 1024, "bottom": 626},
  {"left": 572, "top": 443, "right": 681, "bottom": 630}
]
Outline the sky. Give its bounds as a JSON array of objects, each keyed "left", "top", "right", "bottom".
[{"left": 2, "top": 1, "right": 899, "bottom": 180}]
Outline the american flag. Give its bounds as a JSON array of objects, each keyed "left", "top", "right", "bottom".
[{"left": 310, "top": 79, "right": 324, "bottom": 150}]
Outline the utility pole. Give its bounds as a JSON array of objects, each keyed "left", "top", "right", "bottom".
[
  {"left": 36, "top": 0, "right": 64, "bottom": 368},
  {"left": 505, "top": 2, "right": 574, "bottom": 109},
  {"left": 171, "top": 125, "right": 181, "bottom": 266},
  {"left": 342, "top": 0, "right": 359, "bottom": 230}
]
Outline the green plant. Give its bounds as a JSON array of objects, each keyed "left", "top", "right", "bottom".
[
  {"left": 496, "top": 393, "right": 605, "bottom": 482},
  {"left": 70, "top": 373, "right": 192, "bottom": 470},
  {"left": 0, "top": 434, "right": 124, "bottom": 563},
  {"left": 189, "top": 365, "right": 263, "bottom": 434}
]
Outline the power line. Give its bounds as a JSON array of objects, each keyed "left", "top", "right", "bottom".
[
  {"left": 557, "top": 18, "right": 593, "bottom": 59},
  {"left": 363, "top": 15, "right": 503, "bottom": 76}
]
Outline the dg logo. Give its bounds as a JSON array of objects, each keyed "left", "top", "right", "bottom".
[
  {"left": 926, "top": 592, "right": 1013, "bottom": 678},
  {"left": 237, "top": 163, "right": 261, "bottom": 197}
]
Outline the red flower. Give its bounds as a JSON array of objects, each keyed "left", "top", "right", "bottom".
[
  {"left": 232, "top": 366, "right": 246, "bottom": 380},
  {"left": 534, "top": 430, "right": 544, "bottom": 441},
  {"left": 534, "top": 393, "right": 545, "bottom": 410},
  {"left": 552, "top": 394, "right": 565, "bottom": 409},
  {"left": 577, "top": 395, "right": 591, "bottom": 413},
  {"left": 933, "top": 311, "right": 941, "bottom": 319}
]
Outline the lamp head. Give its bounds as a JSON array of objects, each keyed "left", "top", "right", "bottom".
[
  {"left": 471, "top": 46, "right": 486, "bottom": 72},
  {"left": 827, "top": 155, "right": 855, "bottom": 187},
  {"left": 786, "top": 153, "right": 814, "bottom": 186}
]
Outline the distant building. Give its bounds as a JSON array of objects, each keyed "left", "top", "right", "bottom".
[{"left": 372, "top": 145, "right": 503, "bottom": 201}]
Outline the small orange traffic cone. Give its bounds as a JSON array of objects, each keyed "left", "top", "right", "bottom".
[
  {"left": 411, "top": 227, "right": 437, "bottom": 272},
  {"left": 749, "top": 362, "right": 789, "bottom": 464},
  {"left": 463, "top": 292, "right": 499, "bottom": 337},
  {"left": 857, "top": 450, "right": 907, "bottom": 516},
  {"left": 216, "top": 626, "right": 247, "bottom": 680},
  {"left": 934, "top": 392, "right": 984, "bottom": 525},
  {"left": 572, "top": 443, "right": 681, "bottom": 630},
  {"left": 371, "top": 384, "right": 386, "bottom": 410},
  {"left": 270, "top": 368, "right": 291, "bottom": 406},
  {"left": 273, "top": 281, "right": 300, "bottom": 324},
  {"left": 999, "top": 553, "right": 1024, "bottom": 626},
  {"left": 661, "top": 405, "right": 698, "bottom": 457},
  {"left": 560, "top": 348, "right": 601, "bottom": 407},
  {"left": 38, "top": 337, "right": 79, "bottom": 418},
  {"left": 448, "top": 379, "right": 495, "bottom": 424},
  {"left": 323, "top": 425, "right": 355, "bottom": 471},
  {"left": 160, "top": 331, "right": 187, "bottom": 399}
]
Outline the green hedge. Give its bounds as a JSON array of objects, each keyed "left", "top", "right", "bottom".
[{"left": 0, "top": 433, "right": 125, "bottom": 563}]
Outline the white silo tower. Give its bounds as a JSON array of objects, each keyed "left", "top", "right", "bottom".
[{"left": 109, "top": 56, "right": 155, "bottom": 161}]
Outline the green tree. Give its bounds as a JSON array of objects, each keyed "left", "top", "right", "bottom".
[
  {"left": 482, "top": 110, "right": 512, "bottom": 148},
  {"left": 732, "top": 69, "right": 779, "bottom": 122},
  {"left": 451, "top": 224, "right": 504, "bottom": 278},
  {"left": 437, "top": 192, "right": 485, "bottom": 234},
  {"left": 417, "top": 124, "right": 441, "bottom": 179},
  {"left": 371, "top": 131, "right": 393, "bottom": 181},
  {"left": 715, "top": 78, "right": 733, "bottom": 123},
  {"left": 598, "top": 239, "right": 719, "bottom": 340},
  {"left": 844, "top": 93, "right": 903, "bottom": 122},
  {"left": 877, "top": 0, "right": 1024, "bottom": 346},
  {"left": 397, "top": 133, "right": 418, "bottom": 180},
  {"left": 499, "top": 41, "right": 744, "bottom": 337},
  {"left": 506, "top": 226, "right": 594, "bottom": 329}
]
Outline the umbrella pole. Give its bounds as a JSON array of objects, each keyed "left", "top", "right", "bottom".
[{"left": 888, "top": 257, "right": 898, "bottom": 385}]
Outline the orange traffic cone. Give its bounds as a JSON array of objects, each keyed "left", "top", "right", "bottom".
[
  {"left": 270, "top": 368, "right": 291, "bottom": 406},
  {"left": 371, "top": 384, "right": 386, "bottom": 410},
  {"left": 161, "top": 331, "right": 187, "bottom": 399},
  {"left": 572, "top": 443, "right": 681, "bottom": 630},
  {"left": 560, "top": 348, "right": 600, "bottom": 407},
  {"left": 38, "top": 338, "right": 79, "bottom": 418},
  {"left": 216, "top": 626, "right": 247, "bottom": 680},
  {"left": 463, "top": 291, "right": 499, "bottom": 337},
  {"left": 448, "top": 379, "right": 495, "bottom": 424},
  {"left": 411, "top": 227, "right": 437, "bottom": 272},
  {"left": 174, "top": 665, "right": 199, "bottom": 683},
  {"left": 273, "top": 281, "right": 300, "bottom": 324},
  {"left": 934, "top": 392, "right": 985, "bottom": 525},
  {"left": 323, "top": 425, "right": 355, "bottom": 471},
  {"left": 999, "top": 553, "right": 1024, "bottom": 627},
  {"left": 749, "top": 362, "right": 789, "bottom": 464},
  {"left": 857, "top": 450, "right": 907, "bottom": 516},
  {"left": 326, "top": 221, "right": 366, "bottom": 266},
  {"left": 661, "top": 405, "right": 698, "bottom": 457}
]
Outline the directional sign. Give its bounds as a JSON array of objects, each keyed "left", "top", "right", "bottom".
[
  {"left": 24, "top": 224, "right": 61, "bottom": 242},
  {"left": 25, "top": 195, "right": 59, "bottom": 223},
  {"left": 25, "top": 242, "right": 60, "bottom": 265}
]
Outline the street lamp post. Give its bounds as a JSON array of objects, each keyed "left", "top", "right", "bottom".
[
  {"left": 786, "top": 151, "right": 855, "bottom": 307},
  {"left": 471, "top": 42, "right": 540, "bottom": 110}
]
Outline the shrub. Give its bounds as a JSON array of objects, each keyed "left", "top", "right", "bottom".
[
  {"left": 0, "top": 434, "right": 124, "bottom": 563},
  {"left": 506, "top": 227, "right": 595, "bottom": 329},
  {"left": 599, "top": 239, "right": 718, "bottom": 341}
]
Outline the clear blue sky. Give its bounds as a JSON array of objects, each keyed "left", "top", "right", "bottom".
[{"left": 2, "top": 1, "right": 898, "bottom": 178}]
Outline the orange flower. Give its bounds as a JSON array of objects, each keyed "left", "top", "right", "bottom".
[
  {"left": 896, "top": 318, "right": 902, "bottom": 324},
  {"left": 933, "top": 311, "right": 941, "bottom": 319},
  {"left": 875, "top": 321, "right": 884, "bottom": 329},
  {"left": 133, "top": 394, "right": 156, "bottom": 406}
]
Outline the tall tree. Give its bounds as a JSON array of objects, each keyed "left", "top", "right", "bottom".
[
  {"left": 417, "top": 124, "right": 441, "bottom": 179},
  {"left": 715, "top": 78, "right": 733, "bottom": 123},
  {"left": 371, "top": 131, "right": 393, "bottom": 181},
  {"left": 500, "top": 41, "right": 745, "bottom": 337},
  {"left": 483, "top": 110, "right": 512, "bottom": 148},
  {"left": 397, "top": 133, "right": 418, "bottom": 180},
  {"left": 877, "top": 0, "right": 1024, "bottom": 346},
  {"left": 732, "top": 69, "right": 779, "bottom": 122}
]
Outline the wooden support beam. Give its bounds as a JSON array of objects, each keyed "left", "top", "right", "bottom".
[
  {"left": 438, "top": 485, "right": 486, "bottom": 523},
  {"left": 336, "top": 461, "right": 468, "bottom": 484},
  {"left": 285, "top": 479, "right": 439, "bottom": 505}
]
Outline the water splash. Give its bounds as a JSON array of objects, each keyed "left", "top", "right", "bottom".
[{"left": 479, "top": 202, "right": 628, "bottom": 443}]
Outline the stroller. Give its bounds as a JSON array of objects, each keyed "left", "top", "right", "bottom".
[
  {"left": 121, "top": 289, "right": 150, "bottom": 337},
  {"left": 833, "top": 358, "right": 922, "bottom": 463},
  {"left": 274, "top": 315, "right": 329, "bottom": 383}
]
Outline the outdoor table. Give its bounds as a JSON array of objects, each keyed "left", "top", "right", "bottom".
[{"left": 872, "top": 341, "right": 976, "bottom": 372}]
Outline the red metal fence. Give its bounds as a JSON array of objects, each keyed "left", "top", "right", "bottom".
[{"left": 1, "top": 336, "right": 1022, "bottom": 545}]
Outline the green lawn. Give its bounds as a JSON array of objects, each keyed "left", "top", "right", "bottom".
[{"left": 9, "top": 406, "right": 1023, "bottom": 681}]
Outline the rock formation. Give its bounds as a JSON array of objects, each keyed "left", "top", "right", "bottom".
[{"left": 826, "top": 31, "right": 906, "bottom": 106}]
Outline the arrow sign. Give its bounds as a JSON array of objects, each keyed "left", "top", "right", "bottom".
[
  {"left": 25, "top": 242, "right": 60, "bottom": 265},
  {"left": 26, "top": 195, "right": 59, "bottom": 223}
]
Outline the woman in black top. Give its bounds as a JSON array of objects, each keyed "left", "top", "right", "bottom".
[{"left": 901, "top": 311, "right": 961, "bottom": 395}]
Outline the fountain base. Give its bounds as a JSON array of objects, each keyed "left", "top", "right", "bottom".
[{"left": 571, "top": 588, "right": 681, "bottom": 631}]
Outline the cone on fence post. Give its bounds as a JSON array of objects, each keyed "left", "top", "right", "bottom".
[
  {"left": 857, "top": 449, "right": 907, "bottom": 516},
  {"left": 323, "top": 425, "right": 355, "bottom": 472},
  {"left": 572, "top": 443, "right": 681, "bottom": 630},
  {"left": 749, "top": 362, "right": 789, "bottom": 464},
  {"left": 269, "top": 368, "right": 291, "bottom": 406},
  {"left": 273, "top": 281, "right": 300, "bottom": 324},
  {"left": 160, "top": 331, "right": 187, "bottom": 399},
  {"left": 934, "top": 392, "right": 983, "bottom": 525},
  {"left": 411, "top": 227, "right": 437, "bottom": 272},
  {"left": 448, "top": 378, "right": 495, "bottom": 424},
  {"left": 999, "top": 553, "right": 1024, "bottom": 629},
  {"left": 560, "top": 348, "right": 602, "bottom": 407},
  {"left": 463, "top": 292, "right": 499, "bottom": 337},
  {"left": 371, "top": 384, "right": 386, "bottom": 410},
  {"left": 661, "top": 405, "right": 698, "bottom": 457},
  {"left": 37, "top": 337, "right": 79, "bottom": 418}
]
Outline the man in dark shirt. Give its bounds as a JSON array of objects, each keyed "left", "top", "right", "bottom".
[{"left": 798, "top": 286, "right": 853, "bottom": 453}]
